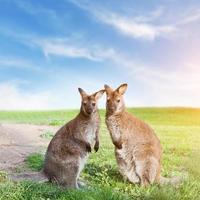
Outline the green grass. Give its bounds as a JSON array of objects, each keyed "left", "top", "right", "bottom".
[
  {"left": 0, "top": 109, "right": 78, "bottom": 125},
  {"left": 1, "top": 107, "right": 199, "bottom": 126},
  {"left": 40, "top": 131, "right": 54, "bottom": 139},
  {"left": 0, "top": 108, "right": 200, "bottom": 200},
  {"left": 26, "top": 153, "right": 44, "bottom": 172}
]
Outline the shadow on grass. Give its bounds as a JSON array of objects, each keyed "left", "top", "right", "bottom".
[
  {"left": 26, "top": 153, "right": 122, "bottom": 184},
  {"left": 83, "top": 162, "right": 123, "bottom": 184}
]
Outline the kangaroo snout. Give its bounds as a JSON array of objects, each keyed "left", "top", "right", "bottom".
[{"left": 85, "top": 106, "right": 94, "bottom": 115}]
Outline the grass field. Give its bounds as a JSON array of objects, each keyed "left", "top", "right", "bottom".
[{"left": 0, "top": 108, "right": 200, "bottom": 200}]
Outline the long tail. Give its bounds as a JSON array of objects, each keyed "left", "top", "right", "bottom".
[
  {"left": 8, "top": 171, "right": 48, "bottom": 183},
  {"left": 159, "top": 176, "right": 183, "bottom": 185}
]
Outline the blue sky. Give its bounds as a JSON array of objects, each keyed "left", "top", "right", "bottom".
[{"left": 0, "top": 0, "right": 200, "bottom": 110}]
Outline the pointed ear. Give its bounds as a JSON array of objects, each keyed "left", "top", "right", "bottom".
[
  {"left": 94, "top": 90, "right": 105, "bottom": 101},
  {"left": 104, "top": 84, "right": 113, "bottom": 94},
  {"left": 78, "top": 88, "right": 87, "bottom": 98},
  {"left": 116, "top": 83, "right": 128, "bottom": 95}
]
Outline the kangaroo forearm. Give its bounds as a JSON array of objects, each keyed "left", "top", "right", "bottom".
[
  {"left": 94, "top": 130, "right": 99, "bottom": 152},
  {"left": 112, "top": 137, "right": 122, "bottom": 149},
  {"left": 73, "top": 137, "right": 91, "bottom": 153},
  {"left": 94, "top": 140, "right": 99, "bottom": 152}
]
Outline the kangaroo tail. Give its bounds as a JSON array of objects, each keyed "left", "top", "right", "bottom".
[
  {"left": 9, "top": 171, "right": 48, "bottom": 183},
  {"left": 159, "top": 176, "right": 183, "bottom": 185}
]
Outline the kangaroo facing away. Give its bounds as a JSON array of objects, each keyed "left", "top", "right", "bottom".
[
  {"left": 10, "top": 88, "right": 104, "bottom": 189},
  {"left": 104, "top": 83, "right": 180, "bottom": 186},
  {"left": 43, "top": 88, "right": 105, "bottom": 188}
]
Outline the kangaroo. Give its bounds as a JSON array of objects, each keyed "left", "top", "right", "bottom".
[
  {"left": 104, "top": 83, "right": 180, "bottom": 186},
  {"left": 10, "top": 88, "right": 104, "bottom": 189},
  {"left": 43, "top": 88, "right": 105, "bottom": 188}
]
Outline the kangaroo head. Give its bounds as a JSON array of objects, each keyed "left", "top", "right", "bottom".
[
  {"left": 78, "top": 88, "right": 105, "bottom": 116},
  {"left": 104, "top": 83, "right": 128, "bottom": 115}
]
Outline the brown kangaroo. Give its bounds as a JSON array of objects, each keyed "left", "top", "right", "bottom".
[
  {"left": 43, "top": 88, "right": 105, "bottom": 188},
  {"left": 104, "top": 83, "right": 180, "bottom": 186},
  {"left": 10, "top": 88, "right": 104, "bottom": 189}
]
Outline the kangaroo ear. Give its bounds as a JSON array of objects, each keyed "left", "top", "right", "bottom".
[
  {"left": 94, "top": 90, "right": 105, "bottom": 100},
  {"left": 116, "top": 83, "right": 128, "bottom": 95},
  {"left": 104, "top": 84, "right": 113, "bottom": 94},
  {"left": 78, "top": 88, "right": 87, "bottom": 98}
]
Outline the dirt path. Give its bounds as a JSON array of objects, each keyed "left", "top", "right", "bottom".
[{"left": 0, "top": 123, "right": 59, "bottom": 172}]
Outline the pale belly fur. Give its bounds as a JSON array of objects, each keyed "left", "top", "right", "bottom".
[
  {"left": 115, "top": 145, "right": 140, "bottom": 183},
  {"left": 86, "top": 126, "right": 96, "bottom": 147},
  {"left": 77, "top": 155, "right": 88, "bottom": 178}
]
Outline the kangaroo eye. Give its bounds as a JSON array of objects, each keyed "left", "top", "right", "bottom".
[
  {"left": 83, "top": 102, "right": 87, "bottom": 105},
  {"left": 107, "top": 99, "right": 110, "bottom": 102},
  {"left": 92, "top": 102, "right": 96, "bottom": 106},
  {"left": 117, "top": 99, "right": 120, "bottom": 103}
]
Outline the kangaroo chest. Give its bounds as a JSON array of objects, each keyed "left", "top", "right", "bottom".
[
  {"left": 86, "top": 125, "right": 96, "bottom": 144},
  {"left": 106, "top": 117, "right": 121, "bottom": 142},
  {"left": 106, "top": 116, "right": 134, "bottom": 161},
  {"left": 82, "top": 121, "right": 98, "bottom": 145}
]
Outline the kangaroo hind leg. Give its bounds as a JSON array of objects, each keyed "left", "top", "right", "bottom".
[
  {"left": 60, "top": 163, "right": 79, "bottom": 189},
  {"left": 124, "top": 165, "right": 140, "bottom": 184},
  {"left": 135, "top": 157, "right": 159, "bottom": 186}
]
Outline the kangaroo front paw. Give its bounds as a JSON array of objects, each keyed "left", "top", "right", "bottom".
[
  {"left": 94, "top": 141, "right": 99, "bottom": 152},
  {"left": 113, "top": 141, "right": 122, "bottom": 149},
  {"left": 86, "top": 143, "right": 92, "bottom": 153}
]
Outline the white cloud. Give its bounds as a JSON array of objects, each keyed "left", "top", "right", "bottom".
[
  {"left": 32, "top": 36, "right": 200, "bottom": 107},
  {"left": 119, "top": 60, "right": 200, "bottom": 107},
  {"left": 68, "top": 1, "right": 200, "bottom": 41},
  {"left": 94, "top": 12, "right": 176, "bottom": 40},
  {"left": 1, "top": 28, "right": 199, "bottom": 107},
  {"left": 133, "top": 7, "right": 164, "bottom": 23},
  {"left": 73, "top": 44, "right": 200, "bottom": 107},
  {"left": 0, "top": 57, "right": 42, "bottom": 72},
  {"left": 33, "top": 37, "right": 116, "bottom": 61},
  {"left": 0, "top": 82, "right": 57, "bottom": 110},
  {"left": 178, "top": 9, "right": 200, "bottom": 25},
  {"left": 68, "top": 0, "right": 176, "bottom": 40},
  {"left": 0, "top": 76, "right": 107, "bottom": 110},
  {"left": 36, "top": 38, "right": 100, "bottom": 61}
]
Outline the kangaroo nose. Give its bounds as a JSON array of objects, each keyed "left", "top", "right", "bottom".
[
  {"left": 87, "top": 107, "right": 93, "bottom": 114},
  {"left": 110, "top": 106, "right": 115, "bottom": 110}
]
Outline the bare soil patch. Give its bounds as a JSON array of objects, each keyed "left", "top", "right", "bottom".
[{"left": 0, "top": 123, "right": 59, "bottom": 172}]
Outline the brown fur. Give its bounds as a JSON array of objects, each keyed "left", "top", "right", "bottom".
[
  {"left": 43, "top": 88, "right": 105, "bottom": 188},
  {"left": 105, "top": 83, "right": 178, "bottom": 186}
]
